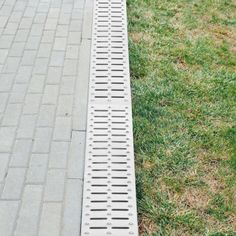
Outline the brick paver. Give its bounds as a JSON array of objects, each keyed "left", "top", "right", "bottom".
[{"left": 0, "top": 0, "right": 92, "bottom": 234}]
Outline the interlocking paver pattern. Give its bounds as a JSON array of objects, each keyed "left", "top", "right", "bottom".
[{"left": 0, "top": 0, "right": 90, "bottom": 234}]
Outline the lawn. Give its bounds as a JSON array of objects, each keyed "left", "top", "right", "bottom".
[{"left": 127, "top": 0, "right": 236, "bottom": 235}]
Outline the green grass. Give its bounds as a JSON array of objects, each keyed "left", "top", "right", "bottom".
[{"left": 127, "top": 0, "right": 236, "bottom": 235}]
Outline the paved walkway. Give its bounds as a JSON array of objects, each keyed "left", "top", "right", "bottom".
[{"left": 0, "top": 0, "right": 92, "bottom": 234}]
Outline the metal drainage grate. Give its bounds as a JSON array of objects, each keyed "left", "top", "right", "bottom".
[{"left": 81, "top": 0, "right": 138, "bottom": 235}]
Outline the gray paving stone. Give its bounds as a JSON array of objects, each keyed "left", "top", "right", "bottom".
[
  {"left": 51, "top": 1, "right": 61, "bottom": 8},
  {"left": 9, "top": 84, "right": 28, "bottom": 104},
  {"left": 0, "top": 182, "right": 4, "bottom": 193},
  {"left": 38, "top": 105, "right": 56, "bottom": 127},
  {"left": 0, "top": 16, "right": 8, "bottom": 28},
  {"left": 50, "top": 51, "right": 65, "bottom": 66},
  {"left": 45, "top": 19, "right": 58, "bottom": 30},
  {"left": 42, "top": 84, "right": 59, "bottom": 104},
  {"left": 9, "top": 42, "right": 25, "bottom": 57},
  {"left": 68, "top": 31, "right": 81, "bottom": 44},
  {"left": 47, "top": 67, "right": 62, "bottom": 84},
  {"left": 0, "top": 201, "right": 19, "bottom": 236},
  {"left": 23, "top": 94, "right": 41, "bottom": 114},
  {"left": 62, "top": 179, "right": 83, "bottom": 236},
  {"left": 2, "top": 57, "right": 21, "bottom": 73},
  {"left": 53, "top": 37, "right": 67, "bottom": 51},
  {"left": 25, "top": 36, "right": 41, "bottom": 50},
  {"left": 15, "top": 66, "right": 32, "bottom": 83},
  {"left": 9, "top": 11, "right": 23, "bottom": 23},
  {"left": 24, "top": 7, "right": 37, "bottom": 18},
  {"left": 2, "top": 168, "right": 26, "bottom": 199},
  {"left": 56, "top": 25, "right": 69, "bottom": 37},
  {"left": 44, "top": 169, "right": 65, "bottom": 201},
  {"left": 38, "top": 43, "right": 52, "bottom": 58},
  {"left": 70, "top": 20, "right": 82, "bottom": 32},
  {"left": 32, "top": 127, "right": 53, "bottom": 153},
  {"left": 0, "top": 183, "right": 3, "bottom": 195},
  {"left": 19, "top": 17, "right": 33, "bottom": 29},
  {"left": 72, "top": 10, "right": 83, "bottom": 20},
  {"left": 30, "top": 24, "right": 44, "bottom": 36},
  {"left": 60, "top": 76, "right": 76, "bottom": 94},
  {"left": 34, "top": 13, "right": 47, "bottom": 24},
  {"left": 2, "top": 103, "right": 22, "bottom": 126},
  {"left": 61, "top": 4, "right": 73, "bottom": 13},
  {"left": 84, "top": 0, "right": 93, "bottom": 14},
  {"left": 0, "top": 74, "right": 14, "bottom": 92},
  {"left": 0, "top": 4, "right": 14, "bottom": 15},
  {"left": 0, "top": 49, "right": 8, "bottom": 64},
  {"left": 21, "top": 50, "right": 37, "bottom": 65},
  {"left": 48, "top": 8, "right": 60, "bottom": 18},
  {"left": 13, "top": 1, "right": 26, "bottom": 11},
  {"left": 58, "top": 12, "right": 70, "bottom": 25},
  {"left": 49, "top": 141, "right": 69, "bottom": 168},
  {"left": 14, "top": 185, "right": 43, "bottom": 236},
  {"left": 33, "top": 58, "right": 49, "bottom": 74},
  {"left": 0, "top": 35, "right": 14, "bottom": 49},
  {"left": 15, "top": 29, "right": 30, "bottom": 42},
  {"left": 37, "top": 3, "right": 50, "bottom": 13},
  {"left": 0, "top": 153, "right": 9, "bottom": 183},
  {"left": 17, "top": 115, "right": 36, "bottom": 139},
  {"left": 26, "top": 154, "right": 48, "bottom": 184},
  {"left": 39, "top": 203, "right": 62, "bottom": 236},
  {"left": 10, "top": 139, "right": 32, "bottom": 167},
  {"left": 57, "top": 94, "right": 73, "bottom": 116},
  {"left": 41, "top": 30, "right": 55, "bottom": 43},
  {"left": 0, "top": 127, "right": 16, "bottom": 152},
  {"left": 74, "top": 0, "right": 85, "bottom": 9},
  {"left": 28, "top": 75, "right": 45, "bottom": 93},
  {"left": 63, "top": 59, "right": 78, "bottom": 76},
  {"left": 5, "top": 19, "right": 18, "bottom": 28},
  {"left": 66, "top": 45, "right": 79, "bottom": 59},
  {"left": 68, "top": 131, "right": 85, "bottom": 179},
  {"left": 3, "top": 22, "right": 19, "bottom": 35},
  {"left": 53, "top": 116, "right": 71, "bottom": 141},
  {"left": 73, "top": 40, "right": 90, "bottom": 130},
  {"left": 0, "top": 93, "right": 8, "bottom": 113},
  {"left": 28, "top": 1, "right": 38, "bottom": 7}
]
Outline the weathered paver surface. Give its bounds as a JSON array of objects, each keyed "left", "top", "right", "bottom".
[{"left": 0, "top": 0, "right": 92, "bottom": 234}]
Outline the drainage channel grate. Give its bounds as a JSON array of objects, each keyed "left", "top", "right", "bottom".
[{"left": 81, "top": 0, "right": 138, "bottom": 235}]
